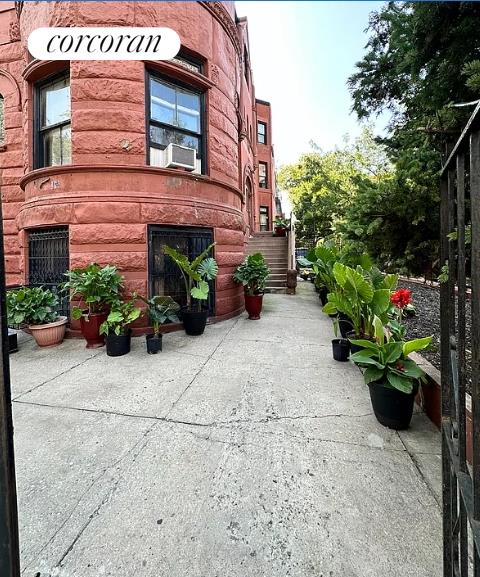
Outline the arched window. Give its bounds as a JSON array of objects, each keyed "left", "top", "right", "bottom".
[{"left": 0, "top": 95, "right": 5, "bottom": 147}]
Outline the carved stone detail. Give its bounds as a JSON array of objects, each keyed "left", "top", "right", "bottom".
[
  {"left": 9, "top": 20, "right": 20, "bottom": 42},
  {"left": 198, "top": 2, "right": 241, "bottom": 57},
  {"left": 210, "top": 64, "right": 219, "bottom": 85}
]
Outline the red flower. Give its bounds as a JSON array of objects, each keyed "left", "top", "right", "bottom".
[
  {"left": 396, "top": 362, "right": 405, "bottom": 372},
  {"left": 390, "top": 288, "right": 412, "bottom": 309}
]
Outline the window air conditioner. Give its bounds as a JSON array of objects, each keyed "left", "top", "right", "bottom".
[{"left": 165, "top": 143, "right": 196, "bottom": 171}]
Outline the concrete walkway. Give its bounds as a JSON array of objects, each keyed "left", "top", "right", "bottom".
[{"left": 11, "top": 282, "right": 442, "bottom": 577}]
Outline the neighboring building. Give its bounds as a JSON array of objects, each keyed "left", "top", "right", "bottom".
[
  {"left": 255, "top": 99, "right": 275, "bottom": 232},
  {"left": 0, "top": 1, "right": 278, "bottom": 328}
]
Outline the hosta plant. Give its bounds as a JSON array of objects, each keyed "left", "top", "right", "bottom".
[
  {"left": 7, "top": 286, "right": 59, "bottom": 326},
  {"left": 163, "top": 243, "right": 218, "bottom": 311}
]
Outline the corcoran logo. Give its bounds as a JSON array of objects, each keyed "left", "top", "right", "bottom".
[{"left": 28, "top": 27, "right": 181, "bottom": 60}]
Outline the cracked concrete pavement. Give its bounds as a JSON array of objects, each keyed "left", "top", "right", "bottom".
[{"left": 11, "top": 282, "right": 442, "bottom": 576}]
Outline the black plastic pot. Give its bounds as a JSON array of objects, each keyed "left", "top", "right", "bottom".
[
  {"left": 368, "top": 381, "right": 418, "bottom": 430},
  {"left": 106, "top": 332, "right": 131, "bottom": 357},
  {"left": 319, "top": 286, "right": 329, "bottom": 306},
  {"left": 182, "top": 309, "right": 208, "bottom": 336},
  {"left": 332, "top": 338, "right": 350, "bottom": 362},
  {"left": 338, "top": 313, "right": 353, "bottom": 338},
  {"left": 146, "top": 334, "right": 163, "bottom": 354},
  {"left": 346, "top": 331, "right": 371, "bottom": 355}
]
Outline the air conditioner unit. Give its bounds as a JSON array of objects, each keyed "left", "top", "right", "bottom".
[{"left": 165, "top": 143, "right": 196, "bottom": 171}]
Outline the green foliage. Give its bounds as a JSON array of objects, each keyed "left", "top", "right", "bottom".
[
  {"left": 273, "top": 217, "right": 290, "bottom": 229},
  {"left": 63, "top": 263, "right": 123, "bottom": 318},
  {"left": 344, "top": 2, "right": 480, "bottom": 277},
  {"left": 163, "top": 243, "right": 218, "bottom": 311},
  {"left": 350, "top": 334, "right": 433, "bottom": 395},
  {"left": 139, "top": 295, "right": 180, "bottom": 336},
  {"left": 7, "top": 286, "right": 59, "bottom": 326},
  {"left": 322, "top": 261, "right": 395, "bottom": 338},
  {"left": 99, "top": 296, "right": 141, "bottom": 336},
  {"left": 233, "top": 253, "right": 270, "bottom": 296}
]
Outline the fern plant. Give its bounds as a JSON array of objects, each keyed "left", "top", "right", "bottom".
[{"left": 163, "top": 243, "right": 218, "bottom": 311}]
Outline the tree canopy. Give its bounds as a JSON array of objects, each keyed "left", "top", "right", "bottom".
[{"left": 282, "top": 2, "right": 480, "bottom": 277}]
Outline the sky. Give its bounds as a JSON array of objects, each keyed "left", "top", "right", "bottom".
[{"left": 235, "top": 1, "right": 386, "bottom": 170}]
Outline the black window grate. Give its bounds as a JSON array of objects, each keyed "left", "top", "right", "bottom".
[
  {"left": 28, "top": 227, "right": 70, "bottom": 318},
  {"left": 148, "top": 226, "right": 215, "bottom": 316}
]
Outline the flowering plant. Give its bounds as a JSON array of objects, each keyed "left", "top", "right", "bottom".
[
  {"left": 390, "top": 288, "right": 411, "bottom": 309},
  {"left": 350, "top": 331, "right": 432, "bottom": 394}
]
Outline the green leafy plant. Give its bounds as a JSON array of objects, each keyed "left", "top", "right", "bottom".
[
  {"left": 350, "top": 331, "right": 432, "bottom": 394},
  {"left": 99, "top": 296, "right": 141, "bottom": 336},
  {"left": 63, "top": 263, "right": 123, "bottom": 319},
  {"left": 233, "top": 253, "right": 270, "bottom": 296},
  {"left": 322, "top": 262, "right": 393, "bottom": 339},
  {"left": 274, "top": 217, "right": 291, "bottom": 229},
  {"left": 7, "top": 286, "right": 59, "bottom": 326},
  {"left": 163, "top": 243, "right": 218, "bottom": 311},
  {"left": 139, "top": 295, "right": 180, "bottom": 336}
]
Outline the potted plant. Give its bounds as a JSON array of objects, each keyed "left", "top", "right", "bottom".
[
  {"left": 323, "top": 262, "right": 396, "bottom": 354},
  {"left": 99, "top": 296, "right": 141, "bottom": 357},
  {"left": 273, "top": 217, "right": 290, "bottom": 237},
  {"left": 63, "top": 263, "right": 123, "bottom": 348},
  {"left": 233, "top": 253, "right": 270, "bottom": 320},
  {"left": 139, "top": 295, "right": 180, "bottom": 354},
  {"left": 6, "top": 286, "right": 67, "bottom": 347},
  {"left": 350, "top": 332, "right": 432, "bottom": 429},
  {"left": 163, "top": 244, "right": 218, "bottom": 336}
]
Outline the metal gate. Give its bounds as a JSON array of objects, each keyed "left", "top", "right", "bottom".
[
  {"left": 440, "top": 101, "right": 480, "bottom": 575},
  {"left": 28, "top": 227, "right": 69, "bottom": 317},
  {"left": 148, "top": 225, "right": 215, "bottom": 315}
]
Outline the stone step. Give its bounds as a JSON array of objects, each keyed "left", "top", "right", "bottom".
[
  {"left": 267, "top": 274, "right": 287, "bottom": 281},
  {"left": 265, "top": 287, "right": 287, "bottom": 294},
  {"left": 266, "top": 279, "right": 287, "bottom": 287}
]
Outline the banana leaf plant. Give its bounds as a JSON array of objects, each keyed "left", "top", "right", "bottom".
[
  {"left": 306, "top": 243, "right": 339, "bottom": 293},
  {"left": 322, "top": 262, "right": 397, "bottom": 339},
  {"left": 163, "top": 243, "right": 218, "bottom": 311}
]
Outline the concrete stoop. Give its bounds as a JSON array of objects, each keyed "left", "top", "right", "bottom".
[{"left": 247, "top": 233, "right": 288, "bottom": 293}]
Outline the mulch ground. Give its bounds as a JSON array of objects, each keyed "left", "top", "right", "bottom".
[{"left": 398, "top": 279, "right": 472, "bottom": 391}]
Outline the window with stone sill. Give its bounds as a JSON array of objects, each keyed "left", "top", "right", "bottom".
[
  {"left": 257, "top": 121, "right": 266, "bottom": 145},
  {"left": 35, "top": 72, "right": 71, "bottom": 169},
  {"left": 148, "top": 73, "right": 204, "bottom": 174},
  {"left": 259, "top": 162, "right": 268, "bottom": 189}
]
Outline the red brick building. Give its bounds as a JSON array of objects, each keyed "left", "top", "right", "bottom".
[{"left": 0, "top": 1, "right": 277, "bottom": 326}]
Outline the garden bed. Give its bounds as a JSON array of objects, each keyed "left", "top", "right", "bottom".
[{"left": 398, "top": 279, "right": 472, "bottom": 391}]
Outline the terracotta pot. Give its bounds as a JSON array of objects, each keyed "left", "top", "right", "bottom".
[
  {"left": 244, "top": 293, "right": 264, "bottom": 320},
  {"left": 80, "top": 312, "right": 108, "bottom": 348},
  {"left": 28, "top": 316, "right": 67, "bottom": 347}
]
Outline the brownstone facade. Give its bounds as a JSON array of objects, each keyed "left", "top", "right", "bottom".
[{"left": 0, "top": 1, "right": 277, "bottom": 328}]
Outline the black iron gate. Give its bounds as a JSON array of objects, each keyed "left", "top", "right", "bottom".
[
  {"left": 28, "top": 227, "right": 69, "bottom": 317},
  {"left": 440, "top": 101, "right": 480, "bottom": 575},
  {"left": 148, "top": 225, "right": 215, "bottom": 315}
]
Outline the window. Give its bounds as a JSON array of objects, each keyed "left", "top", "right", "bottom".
[
  {"left": 36, "top": 73, "right": 71, "bottom": 168},
  {"left": 0, "top": 95, "right": 5, "bottom": 147},
  {"left": 244, "top": 47, "right": 249, "bottom": 84},
  {"left": 28, "top": 227, "right": 70, "bottom": 317},
  {"left": 259, "top": 162, "right": 268, "bottom": 188},
  {"left": 260, "top": 206, "right": 269, "bottom": 231},
  {"left": 257, "top": 122, "right": 266, "bottom": 145},
  {"left": 148, "top": 226, "right": 215, "bottom": 315},
  {"left": 148, "top": 74, "right": 204, "bottom": 173}
]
